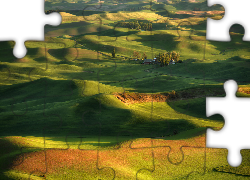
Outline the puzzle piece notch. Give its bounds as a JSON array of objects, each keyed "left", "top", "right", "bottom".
[{"left": 206, "top": 80, "right": 250, "bottom": 167}]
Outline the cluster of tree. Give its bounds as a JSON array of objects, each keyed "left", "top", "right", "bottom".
[
  {"left": 118, "top": 21, "right": 153, "bottom": 31},
  {"left": 45, "top": 10, "right": 61, "bottom": 14},
  {"left": 133, "top": 51, "right": 149, "bottom": 60},
  {"left": 171, "top": 0, "right": 183, "bottom": 3},
  {"left": 123, "top": 6, "right": 156, "bottom": 12},
  {"left": 155, "top": 51, "right": 180, "bottom": 67},
  {"left": 46, "top": 0, "right": 79, "bottom": 2},
  {"left": 193, "top": 7, "right": 201, "bottom": 11},
  {"left": 138, "top": 6, "right": 155, "bottom": 11},
  {"left": 123, "top": 7, "right": 136, "bottom": 11}
]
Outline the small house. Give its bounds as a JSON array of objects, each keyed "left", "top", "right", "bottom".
[
  {"left": 143, "top": 59, "right": 152, "bottom": 65},
  {"left": 169, "top": 59, "right": 175, "bottom": 65},
  {"left": 152, "top": 58, "right": 160, "bottom": 64}
]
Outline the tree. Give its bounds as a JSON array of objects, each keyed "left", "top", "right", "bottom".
[
  {"left": 171, "top": 51, "right": 180, "bottom": 62},
  {"left": 136, "top": 24, "right": 141, "bottom": 30},
  {"left": 156, "top": 51, "right": 175, "bottom": 66},
  {"left": 167, "top": 51, "right": 172, "bottom": 61},
  {"left": 142, "top": 52, "right": 147, "bottom": 60},
  {"left": 158, "top": 53, "right": 164, "bottom": 67},
  {"left": 112, "top": 48, "right": 116, "bottom": 58},
  {"left": 176, "top": 52, "right": 180, "bottom": 62},
  {"left": 163, "top": 52, "right": 170, "bottom": 66},
  {"left": 148, "top": 23, "right": 152, "bottom": 31},
  {"left": 133, "top": 51, "right": 141, "bottom": 60}
]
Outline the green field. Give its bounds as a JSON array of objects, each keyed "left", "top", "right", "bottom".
[{"left": 1, "top": 0, "right": 250, "bottom": 179}]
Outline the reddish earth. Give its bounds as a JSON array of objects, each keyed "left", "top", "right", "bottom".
[
  {"left": 10, "top": 135, "right": 207, "bottom": 177},
  {"left": 114, "top": 92, "right": 170, "bottom": 105},
  {"left": 8, "top": 134, "right": 250, "bottom": 178},
  {"left": 114, "top": 88, "right": 225, "bottom": 105},
  {"left": 11, "top": 148, "right": 98, "bottom": 177},
  {"left": 238, "top": 87, "right": 250, "bottom": 94}
]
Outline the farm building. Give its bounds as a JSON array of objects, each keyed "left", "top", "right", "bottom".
[
  {"left": 143, "top": 59, "right": 153, "bottom": 65},
  {"left": 169, "top": 59, "right": 175, "bottom": 65}
]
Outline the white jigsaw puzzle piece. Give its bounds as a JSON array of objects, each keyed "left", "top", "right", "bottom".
[
  {"left": 206, "top": 80, "right": 250, "bottom": 167},
  {"left": 207, "top": 0, "right": 250, "bottom": 41},
  {"left": 0, "top": 0, "right": 61, "bottom": 58}
]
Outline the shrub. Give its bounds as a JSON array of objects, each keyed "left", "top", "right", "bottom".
[{"left": 168, "top": 90, "right": 179, "bottom": 100}]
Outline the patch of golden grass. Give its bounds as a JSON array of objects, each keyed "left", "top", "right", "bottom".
[
  {"left": 2, "top": 136, "right": 31, "bottom": 148},
  {"left": 175, "top": 11, "right": 224, "bottom": 16},
  {"left": 87, "top": 12, "right": 168, "bottom": 21},
  {"left": 58, "top": 12, "right": 84, "bottom": 23},
  {"left": 59, "top": 12, "right": 76, "bottom": 17}
]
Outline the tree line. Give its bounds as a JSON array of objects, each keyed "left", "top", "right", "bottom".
[
  {"left": 118, "top": 21, "right": 153, "bottom": 31},
  {"left": 123, "top": 7, "right": 156, "bottom": 11},
  {"left": 193, "top": 7, "right": 201, "bottom": 11}
]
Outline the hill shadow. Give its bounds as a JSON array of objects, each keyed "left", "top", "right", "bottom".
[
  {"left": 0, "top": 41, "right": 15, "bottom": 62},
  {"left": 0, "top": 138, "right": 24, "bottom": 180}
]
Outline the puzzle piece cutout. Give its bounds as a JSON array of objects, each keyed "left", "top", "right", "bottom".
[
  {"left": 205, "top": 24, "right": 250, "bottom": 82},
  {"left": 0, "top": 0, "right": 61, "bottom": 59},
  {"left": 207, "top": 0, "right": 250, "bottom": 41},
  {"left": 206, "top": 80, "right": 250, "bottom": 167}
]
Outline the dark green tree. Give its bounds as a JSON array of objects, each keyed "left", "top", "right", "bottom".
[
  {"left": 142, "top": 52, "right": 147, "bottom": 60},
  {"left": 171, "top": 51, "right": 180, "bottom": 62},
  {"left": 133, "top": 51, "right": 141, "bottom": 60},
  {"left": 112, "top": 48, "right": 116, "bottom": 58}
]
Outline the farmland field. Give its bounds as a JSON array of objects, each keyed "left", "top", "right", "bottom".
[{"left": 1, "top": 0, "right": 250, "bottom": 179}]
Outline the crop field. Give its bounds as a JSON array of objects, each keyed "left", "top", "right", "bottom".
[{"left": 1, "top": 0, "right": 250, "bottom": 179}]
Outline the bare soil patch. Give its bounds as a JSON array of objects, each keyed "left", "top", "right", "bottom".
[
  {"left": 238, "top": 87, "right": 250, "bottom": 94},
  {"left": 114, "top": 88, "right": 225, "bottom": 105},
  {"left": 114, "top": 92, "right": 169, "bottom": 105}
]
